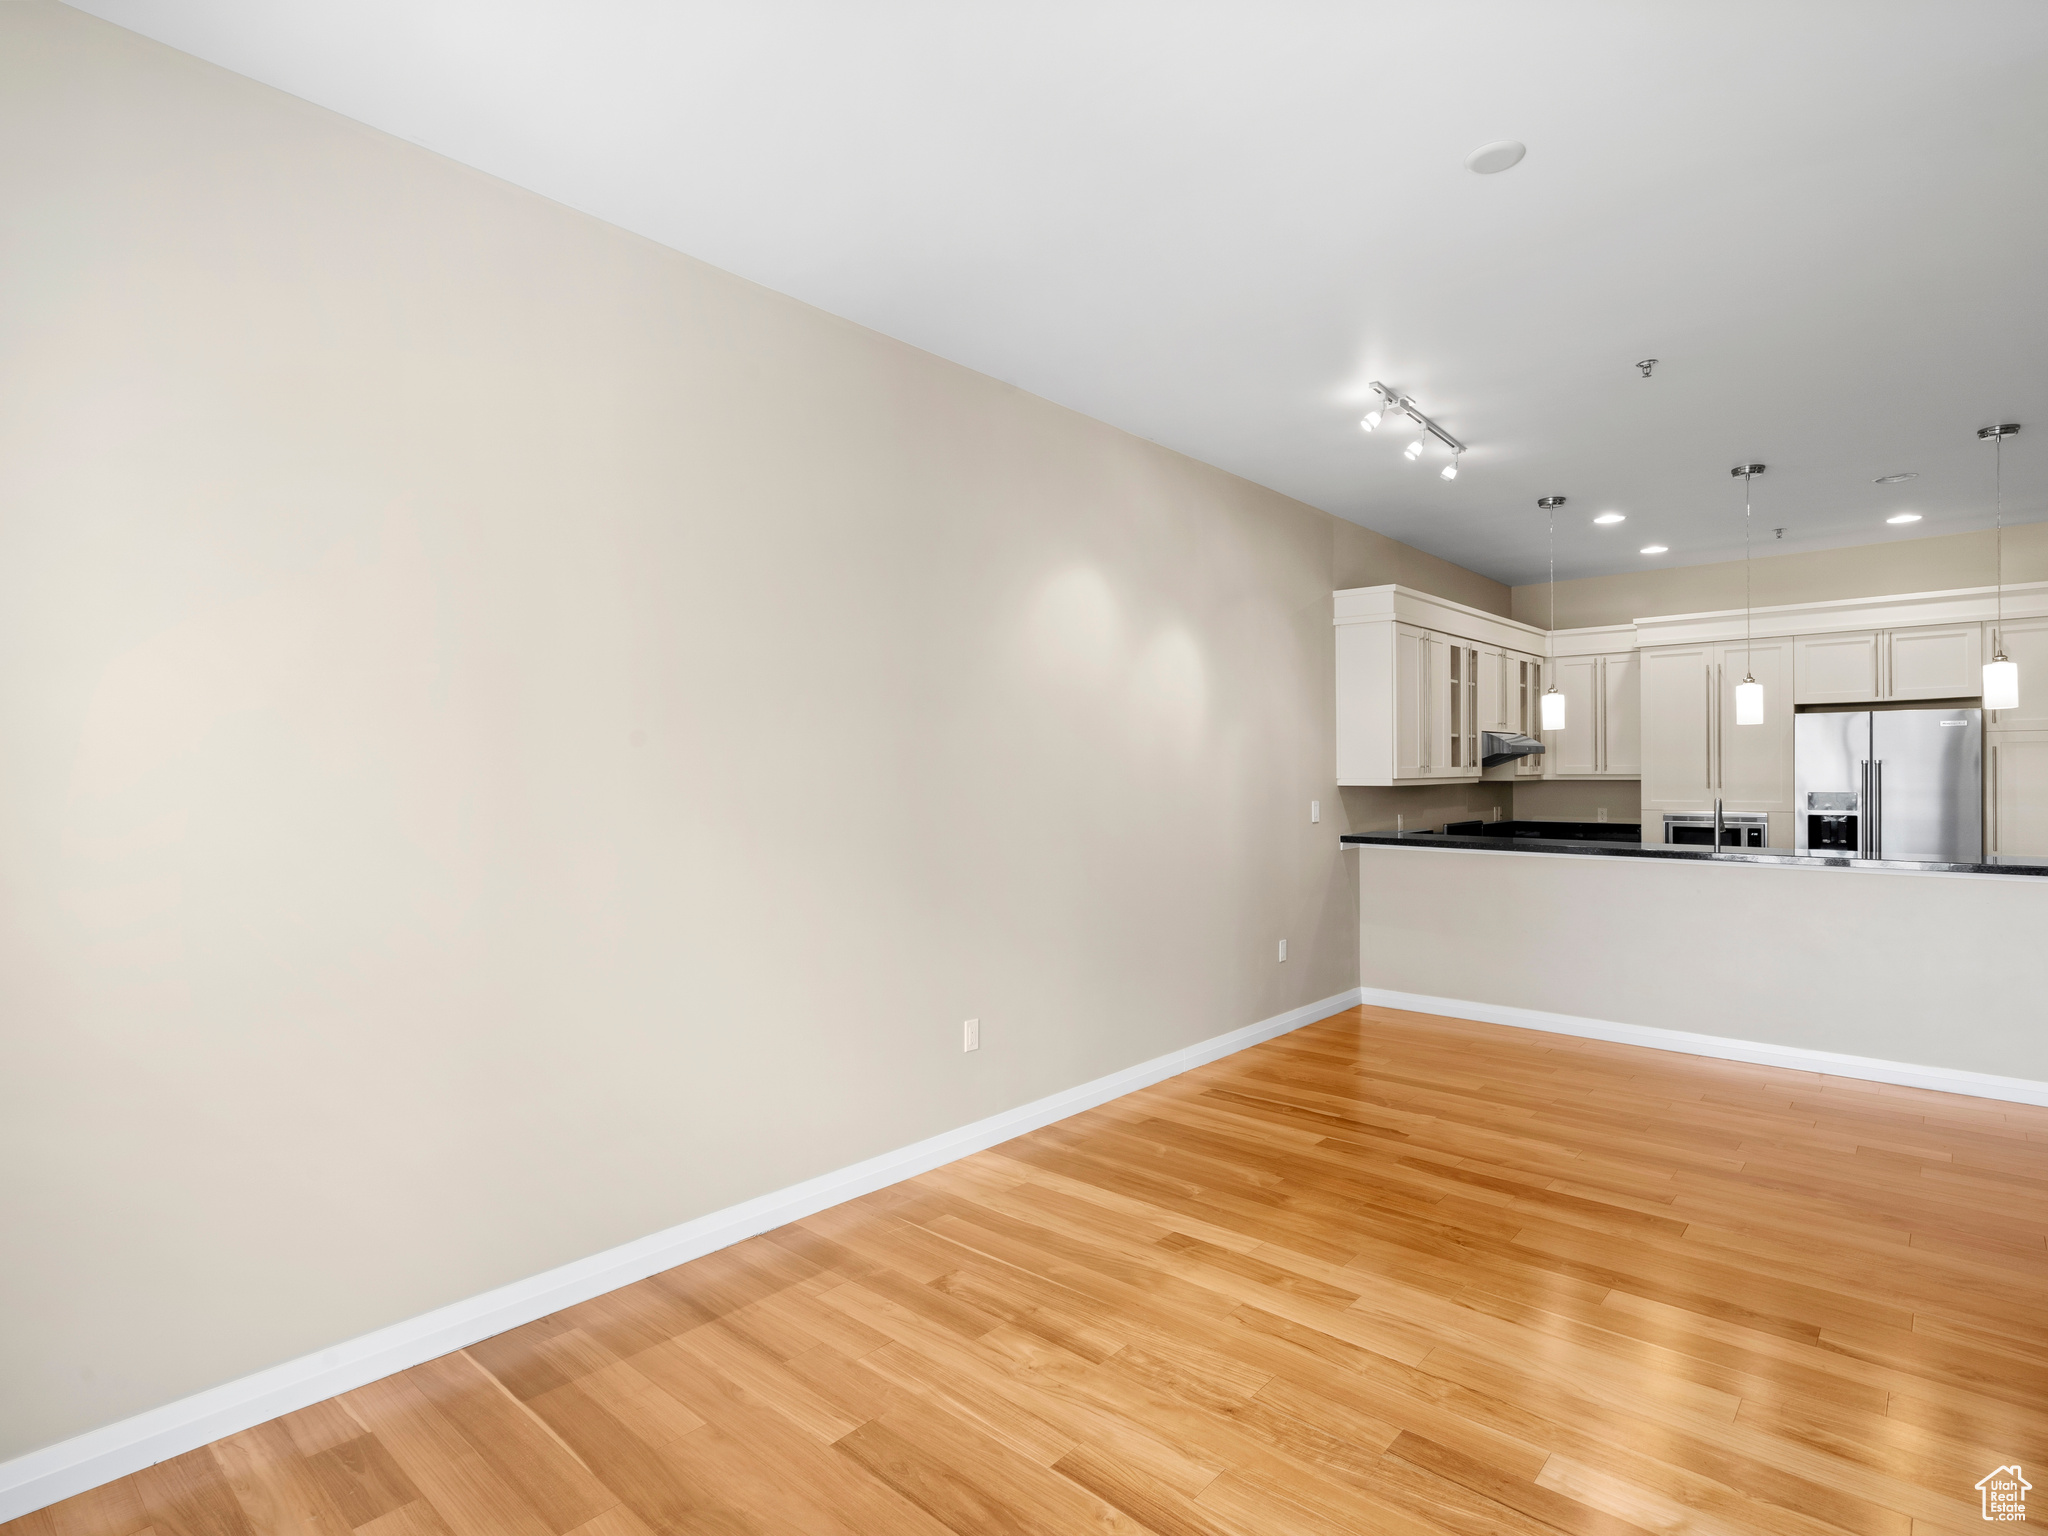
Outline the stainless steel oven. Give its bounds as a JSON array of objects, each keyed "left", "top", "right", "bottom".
[{"left": 1662, "top": 811, "right": 1769, "bottom": 848}]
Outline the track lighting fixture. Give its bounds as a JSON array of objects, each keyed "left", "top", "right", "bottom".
[
  {"left": 1981, "top": 424, "right": 2022, "bottom": 711},
  {"left": 1731, "top": 465, "right": 1765, "bottom": 725},
  {"left": 1538, "top": 498, "right": 1567, "bottom": 730},
  {"left": 1361, "top": 381, "right": 1465, "bottom": 478}
]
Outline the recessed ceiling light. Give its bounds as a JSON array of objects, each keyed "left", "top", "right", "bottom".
[
  {"left": 1887, "top": 512, "right": 1922, "bottom": 524},
  {"left": 1640, "top": 544, "right": 1668, "bottom": 555},
  {"left": 1874, "top": 472, "right": 1918, "bottom": 485},
  {"left": 1464, "top": 140, "right": 1526, "bottom": 175},
  {"left": 1593, "top": 512, "right": 1625, "bottom": 525}
]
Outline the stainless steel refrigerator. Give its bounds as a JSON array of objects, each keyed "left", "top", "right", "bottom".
[{"left": 1794, "top": 708, "right": 1982, "bottom": 860}]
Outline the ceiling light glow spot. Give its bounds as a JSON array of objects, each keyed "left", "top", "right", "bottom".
[
  {"left": 1640, "top": 544, "right": 1668, "bottom": 555},
  {"left": 1887, "top": 512, "right": 1922, "bottom": 524},
  {"left": 1593, "top": 512, "right": 1625, "bottom": 525}
]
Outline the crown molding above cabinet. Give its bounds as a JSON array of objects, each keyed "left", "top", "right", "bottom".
[
  {"left": 1336, "top": 580, "right": 2048, "bottom": 657},
  {"left": 1333, "top": 585, "right": 1555, "bottom": 655},
  {"left": 1630, "top": 581, "right": 2048, "bottom": 648}
]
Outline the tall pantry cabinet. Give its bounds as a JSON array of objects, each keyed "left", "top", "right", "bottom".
[
  {"left": 1638, "top": 638, "right": 1795, "bottom": 841},
  {"left": 1987, "top": 616, "right": 2048, "bottom": 856}
]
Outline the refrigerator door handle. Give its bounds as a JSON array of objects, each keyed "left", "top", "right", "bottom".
[
  {"left": 1858, "top": 759, "right": 1870, "bottom": 857},
  {"left": 1870, "top": 759, "right": 1882, "bottom": 860}
]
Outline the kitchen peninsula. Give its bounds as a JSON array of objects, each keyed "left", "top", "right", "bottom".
[
  {"left": 1349, "top": 834, "right": 2048, "bottom": 1100},
  {"left": 1343, "top": 571, "right": 2048, "bottom": 1100},
  {"left": 1344, "top": 825, "right": 2048, "bottom": 876}
]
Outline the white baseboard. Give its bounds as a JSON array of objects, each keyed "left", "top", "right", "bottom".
[
  {"left": 1357, "top": 985, "right": 2048, "bottom": 1108},
  {"left": 0, "top": 986, "right": 1363, "bottom": 1524}
]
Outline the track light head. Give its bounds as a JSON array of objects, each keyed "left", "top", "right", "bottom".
[
  {"left": 1360, "top": 408, "right": 1383, "bottom": 432},
  {"left": 1440, "top": 456, "right": 1459, "bottom": 481},
  {"left": 1404, "top": 438, "right": 1425, "bottom": 461}
]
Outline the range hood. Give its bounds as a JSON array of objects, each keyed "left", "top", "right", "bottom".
[{"left": 1481, "top": 731, "right": 1545, "bottom": 768}]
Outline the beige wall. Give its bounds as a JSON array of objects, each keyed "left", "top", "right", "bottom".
[
  {"left": 1357, "top": 846, "right": 2048, "bottom": 1082},
  {"left": 1336, "top": 521, "right": 1511, "bottom": 618},
  {"left": 1512, "top": 523, "right": 2048, "bottom": 630},
  {"left": 1338, "top": 782, "right": 1514, "bottom": 837},
  {"left": 1342, "top": 780, "right": 1644, "bottom": 839},
  {"left": 0, "top": 4, "right": 1511, "bottom": 1460},
  {"left": 1509, "top": 780, "right": 1643, "bottom": 825}
]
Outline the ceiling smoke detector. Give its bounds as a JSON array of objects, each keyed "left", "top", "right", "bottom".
[{"left": 1464, "top": 140, "right": 1526, "bottom": 175}]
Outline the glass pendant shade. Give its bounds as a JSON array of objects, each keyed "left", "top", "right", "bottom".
[
  {"left": 1984, "top": 657, "right": 2020, "bottom": 712},
  {"left": 1540, "top": 688, "right": 1567, "bottom": 730},
  {"left": 1734, "top": 677, "right": 1764, "bottom": 725}
]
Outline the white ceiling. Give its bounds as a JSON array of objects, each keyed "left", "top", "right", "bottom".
[{"left": 68, "top": 0, "right": 2048, "bottom": 585}]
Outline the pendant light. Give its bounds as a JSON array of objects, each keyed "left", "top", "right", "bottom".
[
  {"left": 1538, "top": 497, "right": 1567, "bottom": 729},
  {"left": 1731, "top": 464, "right": 1765, "bottom": 725},
  {"left": 1980, "top": 423, "right": 2022, "bottom": 711}
]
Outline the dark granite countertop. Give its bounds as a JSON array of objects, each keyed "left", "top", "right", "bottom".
[{"left": 1341, "top": 828, "right": 2048, "bottom": 878}]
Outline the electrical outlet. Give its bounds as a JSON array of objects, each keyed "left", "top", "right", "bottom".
[
  {"left": 1277, "top": 939, "right": 1287, "bottom": 963},
  {"left": 1598, "top": 807, "right": 1608, "bottom": 822},
  {"left": 1310, "top": 799, "right": 1320, "bottom": 824},
  {"left": 963, "top": 1018, "right": 980, "bottom": 1052}
]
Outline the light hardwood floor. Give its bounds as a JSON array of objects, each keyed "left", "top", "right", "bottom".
[{"left": 13, "top": 1003, "right": 2048, "bottom": 1536}]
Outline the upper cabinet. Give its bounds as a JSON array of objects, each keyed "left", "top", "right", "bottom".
[
  {"left": 1988, "top": 618, "right": 2048, "bottom": 731},
  {"left": 1335, "top": 586, "right": 1633, "bottom": 787},
  {"left": 1793, "top": 625, "right": 1983, "bottom": 704},
  {"left": 1389, "top": 625, "right": 1481, "bottom": 781},
  {"left": 1336, "top": 586, "right": 1574, "bottom": 787},
  {"left": 1543, "top": 651, "right": 1638, "bottom": 778},
  {"left": 1792, "top": 631, "right": 1880, "bottom": 703},
  {"left": 1339, "top": 581, "right": 2044, "bottom": 800},
  {"left": 1602, "top": 651, "right": 1642, "bottom": 776}
]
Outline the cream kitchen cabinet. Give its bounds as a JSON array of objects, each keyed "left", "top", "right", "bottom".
[
  {"left": 1476, "top": 646, "right": 1548, "bottom": 779},
  {"left": 1476, "top": 645, "right": 1508, "bottom": 734},
  {"left": 1543, "top": 652, "right": 1638, "bottom": 778},
  {"left": 1335, "top": 585, "right": 1558, "bottom": 786},
  {"left": 1987, "top": 618, "right": 2048, "bottom": 730},
  {"left": 1988, "top": 731, "right": 2048, "bottom": 857},
  {"left": 1387, "top": 624, "right": 1480, "bottom": 782},
  {"left": 1603, "top": 652, "right": 1643, "bottom": 775},
  {"left": 1794, "top": 625, "right": 1983, "bottom": 704},
  {"left": 1640, "top": 638, "right": 1794, "bottom": 842},
  {"left": 1511, "top": 653, "right": 1548, "bottom": 779}
]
